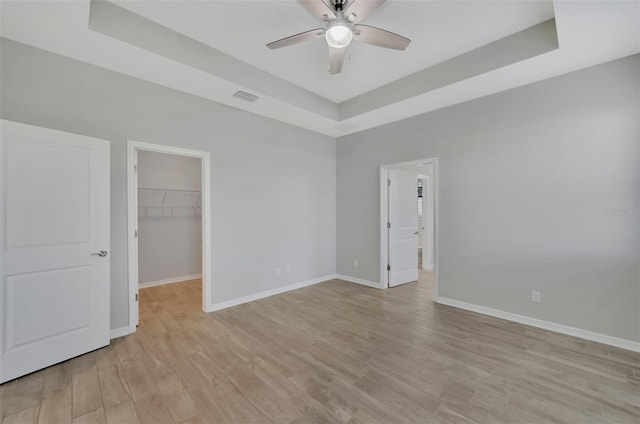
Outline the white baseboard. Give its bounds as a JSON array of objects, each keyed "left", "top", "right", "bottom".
[
  {"left": 435, "top": 296, "right": 640, "bottom": 353},
  {"left": 335, "top": 274, "right": 383, "bottom": 289},
  {"left": 139, "top": 274, "right": 202, "bottom": 289},
  {"left": 110, "top": 326, "right": 133, "bottom": 340},
  {"left": 205, "top": 274, "right": 336, "bottom": 312}
]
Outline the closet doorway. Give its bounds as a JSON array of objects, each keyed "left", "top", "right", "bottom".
[{"left": 127, "top": 141, "right": 211, "bottom": 333}]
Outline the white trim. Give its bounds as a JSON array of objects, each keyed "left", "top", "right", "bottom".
[
  {"left": 379, "top": 169, "right": 388, "bottom": 288},
  {"left": 336, "top": 274, "right": 382, "bottom": 289},
  {"left": 206, "top": 275, "right": 335, "bottom": 312},
  {"left": 110, "top": 326, "right": 133, "bottom": 340},
  {"left": 139, "top": 274, "right": 203, "bottom": 289},
  {"left": 421, "top": 174, "right": 434, "bottom": 271},
  {"left": 435, "top": 296, "right": 640, "bottom": 353},
  {"left": 127, "top": 140, "right": 212, "bottom": 335},
  {"left": 126, "top": 145, "right": 138, "bottom": 334},
  {"left": 380, "top": 158, "right": 439, "bottom": 298}
]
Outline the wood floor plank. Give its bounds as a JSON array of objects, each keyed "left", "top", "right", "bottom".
[
  {"left": 189, "top": 381, "right": 272, "bottom": 424},
  {"left": 226, "top": 367, "right": 300, "bottom": 423},
  {"left": 72, "top": 407, "right": 105, "bottom": 424},
  {"left": 4, "top": 373, "right": 44, "bottom": 417},
  {"left": 150, "top": 367, "right": 183, "bottom": 398},
  {"left": 72, "top": 367, "right": 103, "bottom": 418},
  {"left": 2, "top": 271, "right": 639, "bottom": 424},
  {"left": 42, "top": 363, "right": 72, "bottom": 395},
  {"left": 0, "top": 379, "right": 17, "bottom": 420},
  {"left": 38, "top": 383, "right": 72, "bottom": 424},
  {"left": 290, "top": 374, "right": 359, "bottom": 423},
  {"left": 1, "top": 406, "right": 39, "bottom": 424},
  {"left": 97, "top": 364, "right": 130, "bottom": 409},
  {"left": 122, "top": 359, "right": 157, "bottom": 402},
  {"left": 133, "top": 394, "right": 173, "bottom": 424},
  {"left": 170, "top": 355, "right": 212, "bottom": 393},
  {"left": 161, "top": 388, "right": 198, "bottom": 424},
  {"left": 104, "top": 400, "right": 139, "bottom": 424}
]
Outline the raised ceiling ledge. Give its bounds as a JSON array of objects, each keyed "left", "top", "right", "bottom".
[
  {"left": 88, "top": 0, "right": 340, "bottom": 121},
  {"left": 89, "top": 0, "right": 557, "bottom": 124},
  {"left": 2, "top": 0, "right": 629, "bottom": 137},
  {"left": 339, "top": 19, "right": 559, "bottom": 120}
]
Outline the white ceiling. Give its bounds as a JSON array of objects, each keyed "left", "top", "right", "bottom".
[
  {"left": 110, "top": 0, "right": 555, "bottom": 103},
  {"left": 1, "top": 1, "right": 639, "bottom": 137}
]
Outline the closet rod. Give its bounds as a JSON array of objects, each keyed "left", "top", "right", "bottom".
[{"left": 138, "top": 187, "right": 201, "bottom": 193}]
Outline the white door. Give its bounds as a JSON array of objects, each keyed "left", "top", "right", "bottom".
[
  {"left": 0, "top": 120, "right": 110, "bottom": 383},
  {"left": 388, "top": 170, "right": 419, "bottom": 287}
]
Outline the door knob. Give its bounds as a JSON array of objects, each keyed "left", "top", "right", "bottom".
[{"left": 91, "top": 250, "right": 108, "bottom": 257}]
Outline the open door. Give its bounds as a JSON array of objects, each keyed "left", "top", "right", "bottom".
[
  {"left": 388, "top": 170, "right": 419, "bottom": 287},
  {"left": 0, "top": 120, "right": 110, "bottom": 383}
]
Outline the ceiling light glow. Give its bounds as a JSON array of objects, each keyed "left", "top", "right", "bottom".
[{"left": 325, "top": 22, "right": 352, "bottom": 48}]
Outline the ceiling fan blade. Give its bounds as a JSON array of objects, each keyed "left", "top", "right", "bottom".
[
  {"left": 352, "top": 24, "right": 411, "bottom": 50},
  {"left": 343, "top": 0, "right": 385, "bottom": 23},
  {"left": 266, "top": 28, "right": 325, "bottom": 49},
  {"left": 328, "top": 46, "right": 346, "bottom": 74},
  {"left": 298, "top": 0, "right": 336, "bottom": 21}
]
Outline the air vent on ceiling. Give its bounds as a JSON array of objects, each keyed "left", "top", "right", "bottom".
[{"left": 233, "top": 90, "right": 260, "bottom": 103}]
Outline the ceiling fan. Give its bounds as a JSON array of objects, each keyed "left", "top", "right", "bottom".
[{"left": 266, "top": 0, "right": 410, "bottom": 75}]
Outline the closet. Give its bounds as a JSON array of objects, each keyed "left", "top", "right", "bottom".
[{"left": 137, "top": 151, "right": 202, "bottom": 288}]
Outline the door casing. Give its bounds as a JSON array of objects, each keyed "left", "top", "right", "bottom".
[
  {"left": 127, "top": 140, "right": 212, "bottom": 334},
  {"left": 421, "top": 174, "right": 434, "bottom": 270}
]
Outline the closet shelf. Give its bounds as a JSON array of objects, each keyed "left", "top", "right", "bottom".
[
  {"left": 137, "top": 187, "right": 202, "bottom": 215},
  {"left": 138, "top": 187, "right": 201, "bottom": 193}
]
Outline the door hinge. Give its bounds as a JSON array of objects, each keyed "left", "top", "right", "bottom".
[
  {"left": 135, "top": 229, "right": 138, "bottom": 237},
  {"left": 387, "top": 264, "right": 391, "bottom": 271},
  {"left": 134, "top": 165, "right": 137, "bottom": 174},
  {"left": 135, "top": 293, "right": 138, "bottom": 302},
  {"left": 387, "top": 222, "right": 391, "bottom": 229},
  {"left": 387, "top": 179, "right": 391, "bottom": 186}
]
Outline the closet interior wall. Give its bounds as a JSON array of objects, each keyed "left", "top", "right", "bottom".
[{"left": 137, "top": 150, "right": 202, "bottom": 287}]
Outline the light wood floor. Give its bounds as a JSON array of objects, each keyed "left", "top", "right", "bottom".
[{"left": 1, "top": 271, "right": 639, "bottom": 424}]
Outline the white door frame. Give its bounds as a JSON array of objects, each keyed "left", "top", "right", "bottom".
[
  {"left": 380, "top": 158, "right": 438, "bottom": 297},
  {"left": 421, "top": 174, "right": 434, "bottom": 270},
  {"left": 127, "top": 140, "right": 212, "bottom": 333}
]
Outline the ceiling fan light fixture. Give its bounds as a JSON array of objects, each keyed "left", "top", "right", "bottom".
[
  {"left": 325, "top": 22, "right": 352, "bottom": 48},
  {"left": 265, "top": 0, "right": 411, "bottom": 74}
]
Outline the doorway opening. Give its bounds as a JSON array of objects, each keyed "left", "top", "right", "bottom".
[
  {"left": 127, "top": 141, "right": 212, "bottom": 334},
  {"left": 380, "top": 158, "right": 438, "bottom": 298}
]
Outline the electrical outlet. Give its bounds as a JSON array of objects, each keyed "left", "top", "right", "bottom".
[
  {"left": 286, "top": 266, "right": 292, "bottom": 274},
  {"left": 531, "top": 290, "right": 541, "bottom": 303},
  {"left": 275, "top": 268, "right": 280, "bottom": 277},
  {"left": 354, "top": 260, "right": 359, "bottom": 268}
]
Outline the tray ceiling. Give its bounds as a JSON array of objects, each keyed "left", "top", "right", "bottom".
[{"left": 1, "top": 1, "right": 638, "bottom": 137}]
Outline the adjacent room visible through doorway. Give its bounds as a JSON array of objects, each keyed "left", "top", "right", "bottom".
[
  {"left": 127, "top": 141, "right": 212, "bottom": 332},
  {"left": 380, "top": 158, "right": 437, "bottom": 298},
  {"left": 137, "top": 150, "right": 203, "bottom": 329}
]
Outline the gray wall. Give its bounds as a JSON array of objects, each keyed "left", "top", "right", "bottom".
[
  {"left": 0, "top": 39, "right": 337, "bottom": 331},
  {"left": 1, "top": 37, "right": 638, "bottom": 343},
  {"left": 137, "top": 151, "right": 202, "bottom": 284},
  {"left": 337, "top": 55, "right": 640, "bottom": 342}
]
